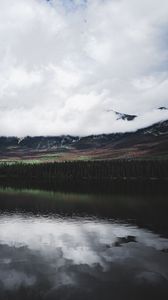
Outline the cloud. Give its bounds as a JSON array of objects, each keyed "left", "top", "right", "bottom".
[{"left": 0, "top": 0, "right": 168, "bottom": 136}]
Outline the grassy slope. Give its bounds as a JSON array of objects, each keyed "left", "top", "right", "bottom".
[{"left": 0, "top": 145, "right": 168, "bottom": 164}]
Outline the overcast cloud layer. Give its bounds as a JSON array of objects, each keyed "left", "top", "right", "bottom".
[{"left": 0, "top": 0, "right": 168, "bottom": 136}]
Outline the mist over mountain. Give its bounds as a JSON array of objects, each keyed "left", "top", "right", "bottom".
[
  {"left": 0, "top": 4, "right": 168, "bottom": 300},
  {"left": 0, "top": 118, "right": 167, "bottom": 161},
  {"left": 0, "top": 0, "right": 168, "bottom": 136}
]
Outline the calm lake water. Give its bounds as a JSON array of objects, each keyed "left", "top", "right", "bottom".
[{"left": 0, "top": 188, "right": 168, "bottom": 300}]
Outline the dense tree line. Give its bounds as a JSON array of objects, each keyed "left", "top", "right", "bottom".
[
  {"left": 0, "top": 160, "right": 167, "bottom": 181},
  {"left": 0, "top": 160, "right": 167, "bottom": 194}
]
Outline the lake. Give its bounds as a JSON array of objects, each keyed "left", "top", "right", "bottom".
[{"left": 0, "top": 187, "right": 168, "bottom": 299}]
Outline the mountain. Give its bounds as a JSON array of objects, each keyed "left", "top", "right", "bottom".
[
  {"left": 106, "top": 109, "right": 137, "bottom": 121},
  {"left": 158, "top": 107, "right": 167, "bottom": 110},
  {"left": 0, "top": 119, "right": 167, "bottom": 161}
]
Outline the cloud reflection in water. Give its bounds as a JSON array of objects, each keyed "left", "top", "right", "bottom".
[{"left": 0, "top": 213, "right": 168, "bottom": 299}]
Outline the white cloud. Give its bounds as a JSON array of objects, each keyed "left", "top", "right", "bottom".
[{"left": 0, "top": 0, "right": 168, "bottom": 136}]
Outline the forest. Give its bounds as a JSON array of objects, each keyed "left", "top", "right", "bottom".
[
  {"left": 0, "top": 160, "right": 167, "bottom": 194},
  {"left": 0, "top": 160, "right": 168, "bottom": 179}
]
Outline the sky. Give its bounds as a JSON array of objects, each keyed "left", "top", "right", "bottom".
[{"left": 0, "top": 0, "right": 168, "bottom": 137}]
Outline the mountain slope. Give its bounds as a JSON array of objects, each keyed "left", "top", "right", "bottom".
[
  {"left": 0, "top": 120, "right": 167, "bottom": 161},
  {"left": 106, "top": 109, "right": 137, "bottom": 121}
]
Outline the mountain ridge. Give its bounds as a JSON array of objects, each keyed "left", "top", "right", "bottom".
[{"left": 0, "top": 119, "right": 167, "bottom": 161}]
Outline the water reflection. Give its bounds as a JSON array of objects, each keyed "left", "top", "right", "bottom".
[{"left": 0, "top": 188, "right": 168, "bottom": 299}]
